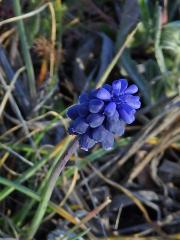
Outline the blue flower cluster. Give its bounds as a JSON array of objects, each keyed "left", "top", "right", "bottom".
[{"left": 67, "top": 79, "right": 141, "bottom": 151}]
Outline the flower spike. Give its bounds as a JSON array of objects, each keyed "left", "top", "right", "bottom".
[{"left": 67, "top": 79, "right": 141, "bottom": 151}]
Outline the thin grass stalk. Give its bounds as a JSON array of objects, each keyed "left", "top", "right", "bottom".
[
  {"left": 12, "top": 0, "right": 36, "bottom": 99},
  {"left": 0, "top": 176, "right": 78, "bottom": 225},
  {"left": 154, "top": 4, "right": 166, "bottom": 73},
  {"left": 96, "top": 26, "right": 138, "bottom": 88},
  {"left": 0, "top": 136, "right": 72, "bottom": 201}
]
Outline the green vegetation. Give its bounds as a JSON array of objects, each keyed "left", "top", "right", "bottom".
[{"left": 0, "top": 0, "right": 179, "bottom": 239}]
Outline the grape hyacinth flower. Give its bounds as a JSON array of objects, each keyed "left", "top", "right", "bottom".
[{"left": 67, "top": 79, "right": 141, "bottom": 151}]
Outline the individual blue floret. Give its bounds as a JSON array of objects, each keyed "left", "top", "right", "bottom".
[{"left": 67, "top": 79, "right": 141, "bottom": 151}]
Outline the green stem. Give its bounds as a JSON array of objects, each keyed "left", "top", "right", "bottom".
[
  {"left": 13, "top": 0, "right": 36, "bottom": 100},
  {"left": 16, "top": 135, "right": 70, "bottom": 227},
  {"left": 26, "top": 138, "right": 79, "bottom": 240}
]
